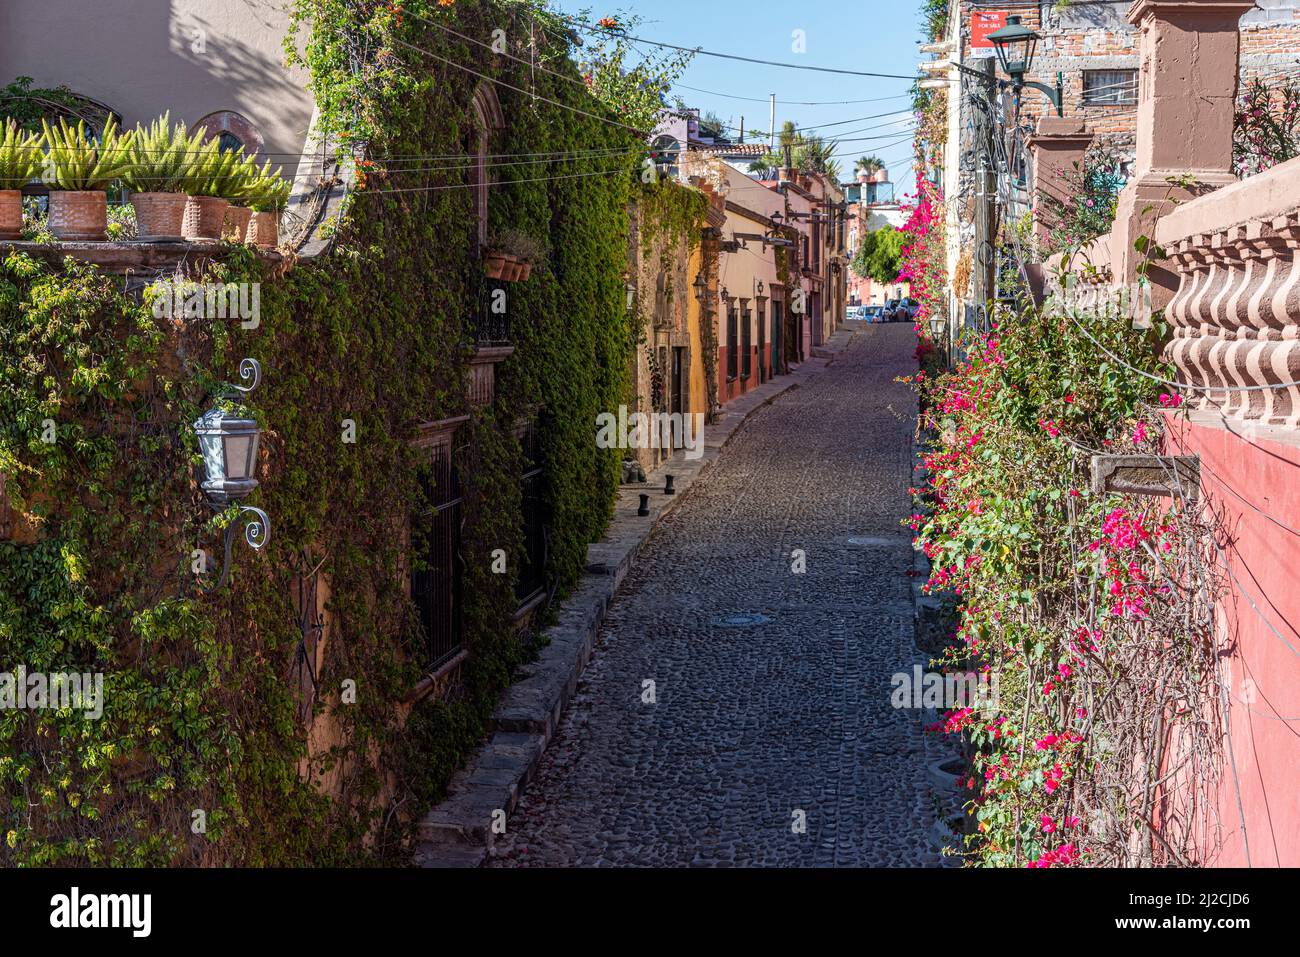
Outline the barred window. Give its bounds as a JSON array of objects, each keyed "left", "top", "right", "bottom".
[
  {"left": 726, "top": 302, "right": 738, "bottom": 382},
  {"left": 1083, "top": 70, "right": 1137, "bottom": 106},
  {"left": 741, "top": 303, "right": 752, "bottom": 380}
]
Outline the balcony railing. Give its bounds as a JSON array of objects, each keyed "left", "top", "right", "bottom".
[
  {"left": 468, "top": 275, "right": 511, "bottom": 346},
  {"left": 1154, "top": 156, "right": 1300, "bottom": 426}
]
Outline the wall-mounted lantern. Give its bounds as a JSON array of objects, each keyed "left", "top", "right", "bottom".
[
  {"left": 194, "top": 358, "right": 270, "bottom": 590},
  {"left": 692, "top": 271, "right": 709, "bottom": 302},
  {"left": 987, "top": 15, "right": 1062, "bottom": 116},
  {"left": 624, "top": 272, "right": 637, "bottom": 311}
]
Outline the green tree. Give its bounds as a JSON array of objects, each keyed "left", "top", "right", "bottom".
[
  {"left": 854, "top": 155, "right": 885, "bottom": 175},
  {"left": 852, "top": 224, "right": 905, "bottom": 283}
]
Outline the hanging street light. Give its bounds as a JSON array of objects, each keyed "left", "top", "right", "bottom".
[
  {"left": 193, "top": 358, "right": 271, "bottom": 590},
  {"left": 986, "top": 14, "right": 1063, "bottom": 117}
]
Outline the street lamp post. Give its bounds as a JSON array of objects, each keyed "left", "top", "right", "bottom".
[{"left": 986, "top": 15, "right": 1063, "bottom": 117}]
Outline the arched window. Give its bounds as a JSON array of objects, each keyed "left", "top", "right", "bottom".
[
  {"left": 468, "top": 84, "right": 505, "bottom": 249},
  {"left": 192, "top": 111, "right": 264, "bottom": 155}
]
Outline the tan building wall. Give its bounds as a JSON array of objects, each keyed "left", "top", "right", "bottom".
[{"left": 0, "top": 0, "right": 316, "bottom": 179}]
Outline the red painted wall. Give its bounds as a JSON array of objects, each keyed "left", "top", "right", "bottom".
[{"left": 1164, "top": 412, "right": 1300, "bottom": 867}]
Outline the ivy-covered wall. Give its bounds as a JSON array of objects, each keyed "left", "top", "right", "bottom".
[{"left": 0, "top": 0, "right": 680, "bottom": 865}]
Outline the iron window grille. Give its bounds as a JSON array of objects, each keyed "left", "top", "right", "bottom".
[
  {"left": 1082, "top": 69, "right": 1137, "bottom": 106},
  {"left": 412, "top": 441, "right": 464, "bottom": 670},
  {"left": 515, "top": 419, "right": 548, "bottom": 607},
  {"left": 741, "top": 304, "right": 752, "bottom": 380},
  {"left": 726, "top": 302, "right": 738, "bottom": 381}
]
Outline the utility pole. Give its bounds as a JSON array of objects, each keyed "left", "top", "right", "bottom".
[
  {"left": 971, "top": 57, "right": 998, "bottom": 342},
  {"left": 769, "top": 94, "right": 776, "bottom": 149}
]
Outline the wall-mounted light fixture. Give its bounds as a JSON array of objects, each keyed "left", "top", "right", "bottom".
[
  {"left": 194, "top": 358, "right": 270, "bottom": 590},
  {"left": 987, "top": 15, "right": 1062, "bottom": 116}
]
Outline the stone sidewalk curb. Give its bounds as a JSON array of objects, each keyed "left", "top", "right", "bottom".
[{"left": 414, "top": 326, "right": 860, "bottom": 867}]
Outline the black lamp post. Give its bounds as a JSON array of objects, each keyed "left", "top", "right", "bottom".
[{"left": 986, "top": 15, "right": 1062, "bottom": 117}]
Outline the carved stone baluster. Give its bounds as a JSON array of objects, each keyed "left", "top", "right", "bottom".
[
  {"left": 1261, "top": 213, "right": 1300, "bottom": 425},
  {"left": 1186, "top": 235, "right": 1228, "bottom": 407},
  {"left": 1165, "top": 237, "right": 1204, "bottom": 407},
  {"left": 1222, "top": 227, "right": 1265, "bottom": 417}
]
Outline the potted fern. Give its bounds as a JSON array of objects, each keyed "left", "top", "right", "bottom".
[
  {"left": 245, "top": 162, "right": 290, "bottom": 248},
  {"left": 486, "top": 228, "right": 547, "bottom": 282},
  {"left": 0, "top": 119, "right": 43, "bottom": 240},
  {"left": 122, "top": 113, "right": 197, "bottom": 242},
  {"left": 181, "top": 137, "right": 243, "bottom": 241},
  {"left": 222, "top": 153, "right": 259, "bottom": 241},
  {"left": 41, "top": 116, "right": 134, "bottom": 241}
]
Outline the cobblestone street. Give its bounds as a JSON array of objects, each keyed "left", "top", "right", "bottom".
[{"left": 490, "top": 323, "right": 944, "bottom": 867}]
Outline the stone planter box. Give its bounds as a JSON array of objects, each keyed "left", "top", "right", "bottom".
[
  {"left": 182, "top": 195, "right": 229, "bottom": 241},
  {"left": 0, "top": 189, "right": 21, "bottom": 239},
  {"left": 223, "top": 205, "right": 253, "bottom": 243},
  {"left": 247, "top": 210, "right": 279, "bottom": 248},
  {"left": 131, "top": 191, "right": 187, "bottom": 242},
  {"left": 48, "top": 190, "right": 108, "bottom": 241}
]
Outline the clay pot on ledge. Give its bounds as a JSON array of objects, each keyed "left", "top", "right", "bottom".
[
  {"left": 246, "top": 209, "right": 279, "bottom": 248},
  {"left": 0, "top": 189, "right": 22, "bottom": 240},
  {"left": 48, "top": 190, "right": 108, "bottom": 241},
  {"left": 223, "top": 205, "right": 253, "bottom": 243},
  {"left": 484, "top": 251, "right": 509, "bottom": 279},
  {"left": 182, "top": 195, "right": 230, "bottom": 241},
  {"left": 130, "top": 191, "right": 187, "bottom": 242}
]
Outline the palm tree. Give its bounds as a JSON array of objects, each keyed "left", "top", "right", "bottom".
[
  {"left": 854, "top": 155, "right": 885, "bottom": 175},
  {"left": 796, "top": 135, "right": 842, "bottom": 181}
]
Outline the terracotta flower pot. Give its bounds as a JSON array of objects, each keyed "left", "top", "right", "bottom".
[
  {"left": 0, "top": 189, "right": 22, "bottom": 240},
  {"left": 484, "top": 253, "right": 508, "bottom": 279},
  {"left": 48, "top": 190, "right": 108, "bottom": 241},
  {"left": 223, "top": 205, "right": 253, "bottom": 243},
  {"left": 182, "top": 195, "right": 230, "bottom": 241},
  {"left": 518, "top": 261, "right": 533, "bottom": 281},
  {"left": 247, "top": 210, "right": 279, "bottom": 248},
  {"left": 130, "top": 191, "right": 187, "bottom": 242}
]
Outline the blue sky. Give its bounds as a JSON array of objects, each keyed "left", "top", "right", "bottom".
[{"left": 550, "top": 0, "right": 924, "bottom": 188}]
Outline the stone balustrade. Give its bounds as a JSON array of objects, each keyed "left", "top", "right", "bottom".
[{"left": 1154, "top": 155, "right": 1300, "bottom": 425}]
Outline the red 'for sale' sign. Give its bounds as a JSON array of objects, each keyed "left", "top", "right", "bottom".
[{"left": 970, "top": 11, "right": 1008, "bottom": 57}]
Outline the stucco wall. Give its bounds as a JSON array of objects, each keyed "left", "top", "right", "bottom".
[
  {"left": 0, "top": 0, "right": 316, "bottom": 179},
  {"left": 1165, "top": 413, "right": 1300, "bottom": 867}
]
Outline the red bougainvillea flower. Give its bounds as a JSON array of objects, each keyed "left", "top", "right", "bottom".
[{"left": 1158, "top": 392, "right": 1184, "bottom": 408}]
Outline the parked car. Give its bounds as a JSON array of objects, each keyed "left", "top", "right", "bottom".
[
  {"left": 896, "top": 298, "right": 920, "bottom": 321},
  {"left": 862, "top": 305, "right": 884, "bottom": 322},
  {"left": 883, "top": 298, "right": 901, "bottom": 321},
  {"left": 846, "top": 305, "right": 865, "bottom": 320}
]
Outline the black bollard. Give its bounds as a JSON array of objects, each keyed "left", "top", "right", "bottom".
[
  {"left": 637, "top": 493, "right": 650, "bottom": 516},
  {"left": 664, "top": 474, "right": 676, "bottom": 496}
]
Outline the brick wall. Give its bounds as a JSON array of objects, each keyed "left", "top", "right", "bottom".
[{"left": 958, "top": 0, "right": 1300, "bottom": 161}]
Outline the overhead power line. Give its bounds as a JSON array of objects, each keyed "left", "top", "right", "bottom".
[{"left": 561, "top": 16, "right": 920, "bottom": 81}]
